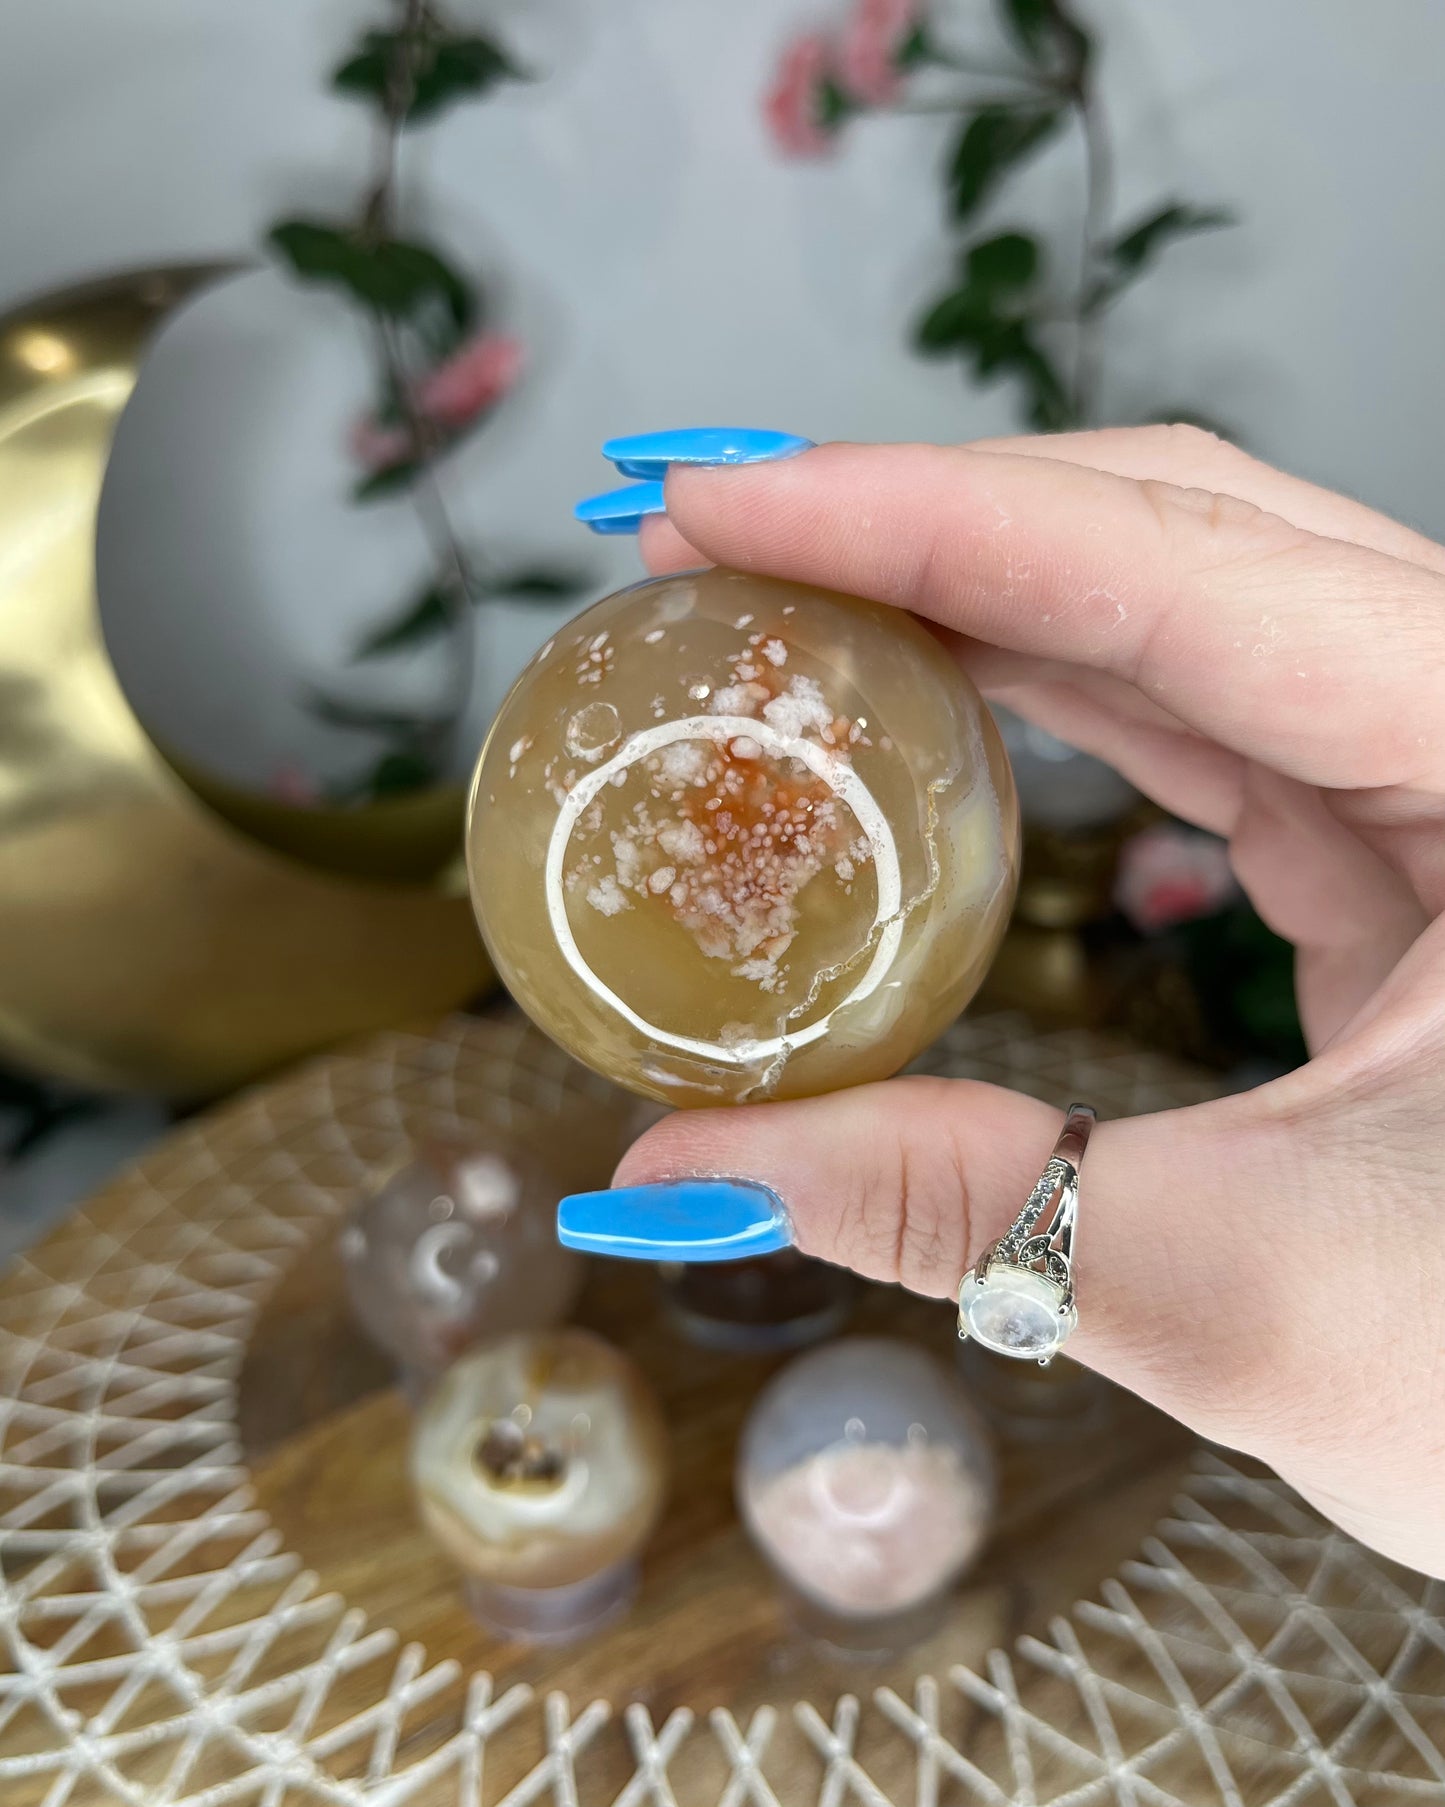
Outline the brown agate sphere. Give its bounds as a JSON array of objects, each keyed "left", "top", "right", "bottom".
[
  {"left": 410, "top": 1329, "right": 667, "bottom": 1594},
  {"left": 467, "top": 568, "right": 1018, "bottom": 1107}
]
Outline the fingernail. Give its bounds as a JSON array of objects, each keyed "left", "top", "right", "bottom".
[
  {"left": 601, "top": 427, "right": 814, "bottom": 481},
  {"left": 557, "top": 1178, "right": 790, "bottom": 1263},
  {"left": 573, "top": 480, "right": 667, "bottom": 536}
]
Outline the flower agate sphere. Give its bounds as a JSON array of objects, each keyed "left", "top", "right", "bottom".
[
  {"left": 737, "top": 1337, "right": 996, "bottom": 1655},
  {"left": 467, "top": 569, "right": 1019, "bottom": 1106},
  {"left": 411, "top": 1329, "right": 667, "bottom": 1642}
]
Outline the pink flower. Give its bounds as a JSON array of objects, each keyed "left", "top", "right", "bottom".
[
  {"left": 414, "top": 331, "right": 524, "bottom": 428},
  {"left": 840, "top": 0, "right": 919, "bottom": 105},
  {"left": 1115, "top": 825, "right": 1238, "bottom": 934},
  {"left": 348, "top": 332, "right": 524, "bottom": 473},
  {"left": 765, "top": 33, "right": 837, "bottom": 158}
]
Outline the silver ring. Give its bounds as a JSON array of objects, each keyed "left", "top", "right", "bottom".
[{"left": 957, "top": 1102, "right": 1096, "bottom": 1365}]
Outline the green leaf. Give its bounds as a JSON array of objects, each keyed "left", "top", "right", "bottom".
[
  {"left": 949, "top": 107, "right": 1063, "bottom": 220},
  {"left": 913, "top": 273, "right": 1074, "bottom": 432},
  {"left": 480, "top": 567, "right": 592, "bottom": 600},
  {"left": 974, "top": 321, "right": 1073, "bottom": 428},
  {"left": 358, "top": 748, "right": 443, "bottom": 797},
  {"left": 1088, "top": 202, "right": 1236, "bottom": 313},
  {"left": 1233, "top": 964, "right": 1305, "bottom": 1056},
  {"left": 333, "top": 29, "right": 521, "bottom": 123},
  {"left": 306, "top": 691, "right": 439, "bottom": 737},
  {"left": 1107, "top": 201, "right": 1234, "bottom": 275},
  {"left": 374, "top": 238, "right": 476, "bottom": 334},
  {"left": 999, "top": 0, "right": 1053, "bottom": 58},
  {"left": 914, "top": 286, "right": 992, "bottom": 354},
  {"left": 332, "top": 34, "right": 394, "bottom": 105},
  {"left": 896, "top": 22, "right": 933, "bottom": 69},
  {"left": 358, "top": 236, "right": 478, "bottom": 345},
  {"left": 997, "top": 0, "right": 1091, "bottom": 75},
  {"left": 355, "top": 586, "right": 457, "bottom": 659},
  {"left": 1178, "top": 903, "right": 1305, "bottom": 1066},
  {"left": 965, "top": 230, "right": 1040, "bottom": 295},
  {"left": 412, "top": 35, "right": 521, "bottom": 120},
  {"left": 816, "top": 77, "right": 855, "bottom": 131},
  {"left": 914, "top": 234, "right": 1041, "bottom": 354},
  {"left": 1011, "top": 332, "right": 1074, "bottom": 429},
  {"left": 269, "top": 221, "right": 477, "bottom": 341},
  {"left": 269, "top": 220, "right": 389, "bottom": 302},
  {"left": 353, "top": 458, "right": 424, "bottom": 503}
]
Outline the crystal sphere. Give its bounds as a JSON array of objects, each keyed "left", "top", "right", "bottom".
[
  {"left": 339, "top": 1140, "right": 583, "bottom": 1386},
  {"left": 411, "top": 1329, "right": 667, "bottom": 1642},
  {"left": 467, "top": 568, "right": 1019, "bottom": 1106},
  {"left": 736, "top": 1337, "right": 995, "bottom": 1653}
]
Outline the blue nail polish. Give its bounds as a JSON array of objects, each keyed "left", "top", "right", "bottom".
[
  {"left": 573, "top": 480, "right": 667, "bottom": 536},
  {"left": 557, "top": 1179, "right": 790, "bottom": 1263},
  {"left": 602, "top": 427, "right": 814, "bottom": 482}
]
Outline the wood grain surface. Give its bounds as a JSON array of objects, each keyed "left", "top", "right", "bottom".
[
  {"left": 8, "top": 1012, "right": 1431, "bottom": 1807},
  {"left": 244, "top": 1245, "right": 1194, "bottom": 1803}
]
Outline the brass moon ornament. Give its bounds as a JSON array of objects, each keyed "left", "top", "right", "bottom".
[{"left": 0, "top": 265, "right": 491, "bottom": 1098}]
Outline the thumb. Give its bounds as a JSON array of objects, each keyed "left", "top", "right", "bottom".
[{"left": 606, "top": 1076, "right": 1291, "bottom": 1442}]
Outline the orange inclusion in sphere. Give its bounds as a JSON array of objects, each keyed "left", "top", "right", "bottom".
[{"left": 467, "top": 569, "right": 1018, "bottom": 1107}]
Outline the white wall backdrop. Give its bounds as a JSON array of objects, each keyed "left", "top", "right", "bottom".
[{"left": 5, "top": 0, "right": 1443, "bottom": 776}]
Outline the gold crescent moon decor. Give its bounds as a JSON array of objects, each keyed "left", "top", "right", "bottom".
[{"left": 0, "top": 266, "right": 492, "bottom": 1097}]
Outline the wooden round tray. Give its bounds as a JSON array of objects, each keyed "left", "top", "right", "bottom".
[{"left": 1, "top": 1010, "right": 1441, "bottom": 1806}]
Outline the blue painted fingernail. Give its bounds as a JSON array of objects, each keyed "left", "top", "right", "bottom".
[
  {"left": 557, "top": 1179, "right": 790, "bottom": 1263},
  {"left": 573, "top": 480, "right": 667, "bottom": 536},
  {"left": 602, "top": 427, "right": 814, "bottom": 481}
]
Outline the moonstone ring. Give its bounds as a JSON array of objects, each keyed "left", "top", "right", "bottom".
[{"left": 957, "top": 1103, "right": 1096, "bottom": 1365}]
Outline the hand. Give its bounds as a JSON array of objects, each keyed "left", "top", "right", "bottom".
[{"left": 616, "top": 426, "right": 1445, "bottom": 1578}]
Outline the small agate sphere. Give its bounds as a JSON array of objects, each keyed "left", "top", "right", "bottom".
[
  {"left": 467, "top": 568, "right": 1018, "bottom": 1107},
  {"left": 340, "top": 1140, "right": 583, "bottom": 1391},
  {"left": 411, "top": 1329, "right": 667, "bottom": 1643},
  {"left": 737, "top": 1337, "right": 995, "bottom": 1654}
]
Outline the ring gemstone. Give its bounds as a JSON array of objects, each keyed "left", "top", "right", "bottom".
[{"left": 958, "top": 1266, "right": 1075, "bottom": 1361}]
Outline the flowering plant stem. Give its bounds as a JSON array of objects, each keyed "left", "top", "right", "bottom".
[
  {"left": 365, "top": 0, "right": 477, "bottom": 788},
  {"left": 766, "top": 0, "right": 1234, "bottom": 433},
  {"left": 268, "top": 2, "right": 585, "bottom": 803}
]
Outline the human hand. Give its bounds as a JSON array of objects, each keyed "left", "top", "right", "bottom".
[{"left": 585, "top": 426, "right": 1445, "bottom": 1577}]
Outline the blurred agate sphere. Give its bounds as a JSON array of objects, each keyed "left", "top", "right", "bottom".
[
  {"left": 737, "top": 1337, "right": 995, "bottom": 1651},
  {"left": 340, "top": 1139, "right": 583, "bottom": 1385}
]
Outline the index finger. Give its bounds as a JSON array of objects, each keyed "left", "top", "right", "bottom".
[{"left": 662, "top": 441, "right": 1445, "bottom": 793}]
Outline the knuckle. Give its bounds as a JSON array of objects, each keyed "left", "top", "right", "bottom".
[
  {"left": 1133, "top": 477, "right": 1315, "bottom": 580},
  {"left": 1133, "top": 475, "right": 1188, "bottom": 543},
  {"left": 1149, "top": 420, "right": 1226, "bottom": 458},
  {"left": 882, "top": 1077, "right": 976, "bottom": 1296},
  {"left": 818, "top": 1078, "right": 975, "bottom": 1296},
  {"left": 834, "top": 1137, "right": 903, "bottom": 1277}
]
